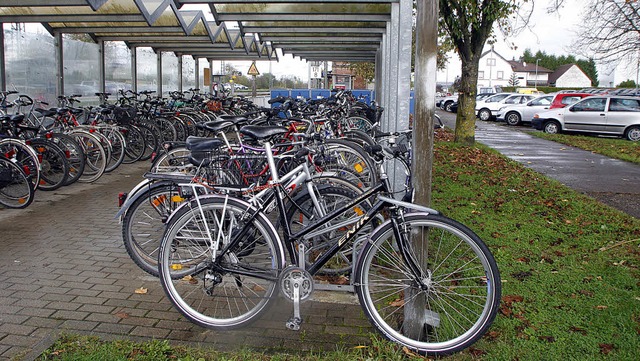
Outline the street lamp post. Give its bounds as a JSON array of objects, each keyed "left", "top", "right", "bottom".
[{"left": 535, "top": 59, "right": 539, "bottom": 88}]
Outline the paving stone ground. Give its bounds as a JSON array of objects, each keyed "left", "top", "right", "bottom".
[{"left": 0, "top": 162, "right": 373, "bottom": 361}]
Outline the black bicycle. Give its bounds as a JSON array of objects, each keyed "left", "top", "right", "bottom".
[{"left": 157, "top": 125, "right": 501, "bottom": 356}]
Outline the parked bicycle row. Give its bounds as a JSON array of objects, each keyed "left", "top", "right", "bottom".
[
  {"left": 116, "top": 90, "right": 499, "bottom": 357},
  {"left": 0, "top": 86, "right": 271, "bottom": 209}
]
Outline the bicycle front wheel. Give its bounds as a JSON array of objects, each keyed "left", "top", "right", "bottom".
[
  {"left": 158, "top": 195, "right": 285, "bottom": 329},
  {"left": 0, "top": 155, "right": 34, "bottom": 209},
  {"left": 355, "top": 213, "right": 501, "bottom": 356}
]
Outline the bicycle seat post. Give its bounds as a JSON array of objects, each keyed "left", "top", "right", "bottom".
[{"left": 263, "top": 140, "right": 280, "bottom": 183}]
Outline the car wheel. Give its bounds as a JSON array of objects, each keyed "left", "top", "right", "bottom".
[
  {"left": 478, "top": 109, "right": 491, "bottom": 121},
  {"left": 625, "top": 126, "right": 640, "bottom": 141},
  {"left": 505, "top": 112, "right": 521, "bottom": 126},
  {"left": 444, "top": 102, "right": 453, "bottom": 112},
  {"left": 543, "top": 121, "right": 561, "bottom": 134}
]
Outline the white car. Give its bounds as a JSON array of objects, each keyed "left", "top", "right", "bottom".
[
  {"left": 496, "top": 94, "right": 554, "bottom": 126},
  {"left": 438, "top": 94, "right": 458, "bottom": 112},
  {"left": 532, "top": 95, "right": 640, "bottom": 141},
  {"left": 475, "top": 93, "right": 536, "bottom": 121}
]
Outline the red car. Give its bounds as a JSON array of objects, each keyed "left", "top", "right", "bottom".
[{"left": 548, "top": 92, "right": 593, "bottom": 109}]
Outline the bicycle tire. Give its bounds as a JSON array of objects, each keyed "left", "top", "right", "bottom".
[
  {"left": 137, "top": 123, "right": 159, "bottom": 161},
  {"left": 149, "top": 147, "right": 192, "bottom": 173},
  {"left": 158, "top": 195, "right": 285, "bottom": 329},
  {"left": 315, "top": 139, "right": 378, "bottom": 189},
  {"left": 29, "top": 138, "right": 69, "bottom": 191},
  {"left": 68, "top": 130, "right": 107, "bottom": 183},
  {"left": 0, "top": 155, "right": 35, "bottom": 209},
  {"left": 100, "top": 126, "right": 126, "bottom": 172},
  {"left": 355, "top": 213, "right": 501, "bottom": 356},
  {"left": 122, "top": 125, "right": 146, "bottom": 163},
  {"left": 0, "top": 138, "right": 41, "bottom": 189},
  {"left": 122, "top": 183, "right": 185, "bottom": 277},
  {"left": 49, "top": 133, "right": 86, "bottom": 186}
]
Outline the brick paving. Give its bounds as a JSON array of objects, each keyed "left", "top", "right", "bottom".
[{"left": 0, "top": 162, "right": 373, "bottom": 361}]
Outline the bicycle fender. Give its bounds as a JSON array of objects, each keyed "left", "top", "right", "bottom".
[{"left": 114, "top": 179, "right": 173, "bottom": 219}]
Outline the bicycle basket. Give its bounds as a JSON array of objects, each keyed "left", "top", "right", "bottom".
[
  {"left": 206, "top": 100, "right": 222, "bottom": 112},
  {"left": 113, "top": 106, "right": 136, "bottom": 125},
  {"left": 192, "top": 150, "right": 269, "bottom": 188}
]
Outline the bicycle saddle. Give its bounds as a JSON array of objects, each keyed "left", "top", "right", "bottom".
[
  {"left": 239, "top": 125, "right": 287, "bottom": 140},
  {"left": 200, "top": 120, "right": 235, "bottom": 133},
  {"left": 185, "top": 136, "right": 224, "bottom": 152}
]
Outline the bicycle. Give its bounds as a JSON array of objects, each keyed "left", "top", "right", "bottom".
[{"left": 156, "top": 125, "right": 502, "bottom": 356}]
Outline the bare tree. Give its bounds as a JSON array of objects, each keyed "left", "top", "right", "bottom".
[{"left": 571, "top": 0, "right": 640, "bottom": 67}]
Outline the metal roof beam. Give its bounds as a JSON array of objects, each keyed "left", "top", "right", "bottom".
[
  {"left": 264, "top": 36, "right": 381, "bottom": 42},
  {"left": 49, "top": 26, "right": 184, "bottom": 34},
  {"left": 0, "top": 0, "right": 89, "bottom": 6},
  {"left": 0, "top": 14, "right": 145, "bottom": 23},
  {"left": 95, "top": 35, "right": 212, "bottom": 42},
  {"left": 178, "top": 0, "right": 395, "bottom": 3},
  {"left": 217, "top": 14, "right": 389, "bottom": 22},
  {"left": 241, "top": 26, "right": 386, "bottom": 34}
]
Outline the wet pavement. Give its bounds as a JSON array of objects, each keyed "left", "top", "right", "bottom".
[{"left": 437, "top": 110, "right": 640, "bottom": 218}]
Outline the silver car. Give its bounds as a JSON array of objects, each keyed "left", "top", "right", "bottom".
[
  {"left": 532, "top": 95, "right": 640, "bottom": 141},
  {"left": 496, "top": 94, "right": 554, "bottom": 126}
]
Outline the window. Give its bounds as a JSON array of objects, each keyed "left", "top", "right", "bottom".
[
  {"left": 572, "top": 98, "right": 606, "bottom": 112},
  {"left": 486, "top": 58, "right": 496, "bottom": 66},
  {"left": 497, "top": 71, "right": 504, "bottom": 79},
  {"left": 529, "top": 96, "right": 552, "bottom": 106},
  {"left": 609, "top": 98, "right": 640, "bottom": 112},
  {"left": 503, "top": 96, "right": 520, "bottom": 104},
  {"left": 478, "top": 71, "right": 485, "bottom": 79},
  {"left": 561, "top": 96, "right": 583, "bottom": 106}
]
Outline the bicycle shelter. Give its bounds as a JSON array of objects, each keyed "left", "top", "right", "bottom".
[{"left": 0, "top": 0, "right": 439, "bottom": 292}]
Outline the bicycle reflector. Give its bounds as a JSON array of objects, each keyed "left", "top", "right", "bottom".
[
  {"left": 179, "top": 186, "right": 194, "bottom": 198},
  {"left": 118, "top": 192, "right": 127, "bottom": 207}
]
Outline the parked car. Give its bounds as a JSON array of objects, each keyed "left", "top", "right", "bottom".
[
  {"left": 496, "top": 94, "right": 555, "bottom": 126},
  {"left": 475, "top": 93, "right": 536, "bottom": 121},
  {"left": 439, "top": 94, "right": 458, "bottom": 112},
  {"left": 549, "top": 92, "right": 593, "bottom": 109},
  {"left": 531, "top": 95, "right": 640, "bottom": 141}
]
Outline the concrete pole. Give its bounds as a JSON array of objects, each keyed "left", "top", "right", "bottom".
[
  {"left": 404, "top": 0, "right": 439, "bottom": 340},
  {"left": 412, "top": 0, "right": 439, "bottom": 207}
]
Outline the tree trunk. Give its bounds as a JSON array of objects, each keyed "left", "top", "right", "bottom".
[{"left": 453, "top": 60, "right": 479, "bottom": 145}]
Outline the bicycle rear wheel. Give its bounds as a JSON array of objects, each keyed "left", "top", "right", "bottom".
[
  {"left": 29, "top": 138, "right": 69, "bottom": 191},
  {"left": 158, "top": 195, "right": 285, "bottom": 329},
  {"left": 0, "top": 155, "right": 34, "bottom": 209},
  {"left": 68, "top": 130, "right": 107, "bottom": 183},
  {"left": 355, "top": 213, "right": 501, "bottom": 356}
]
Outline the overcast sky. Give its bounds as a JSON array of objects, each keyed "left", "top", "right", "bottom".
[{"left": 226, "top": 0, "right": 635, "bottom": 87}]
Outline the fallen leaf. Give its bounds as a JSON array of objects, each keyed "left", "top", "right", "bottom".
[
  {"left": 502, "top": 295, "right": 524, "bottom": 306},
  {"left": 390, "top": 298, "right": 405, "bottom": 307},
  {"left": 253, "top": 284, "right": 266, "bottom": 292},
  {"left": 595, "top": 305, "right": 608, "bottom": 310},
  {"left": 115, "top": 311, "right": 130, "bottom": 319},
  {"left": 402, "top": 346, "right": 418, "bottom": 357},
  {"left": 569, "top": 326, "right": 587, "bottom": 335},
  {"left": 134, "top": 287, "right": 148, "bottom": 294},
  {"left": 468, "top": 347, "right": 487, "bottom": 356},
  {"left": 538, "top": 335, "right": 555, "bottom": 343},
  {"left": 599, "top": 343, "right": 614, "bottom": 355},
  {"left": 353, "top": 345, "right": 368, "bottom": 349}
]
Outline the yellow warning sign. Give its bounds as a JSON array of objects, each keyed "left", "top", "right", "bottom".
[{"left": 247, "top": 61, "right": 260, "bottom": 76}]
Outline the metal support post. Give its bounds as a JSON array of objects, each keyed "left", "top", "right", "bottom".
[
  {"left": 177, "top": 54, "right": 183, "bottom": 92},
  {"left": 195, "top": 57, "right": 200, "bottom": 90},
  {"left": 131, "top": 46, "right": 137, "bottom": 93},
  {"left": 54, "top": 32, "right": 64, "bottom": 97},
  {"left": 157, "top": 50, "right": 162, "bottom": 96},
  {"left": 0, "top": 23, "right": 6, "bottom": 92},
  {"left": 98, "top": 39, "right": 106, "bottom": 93}
]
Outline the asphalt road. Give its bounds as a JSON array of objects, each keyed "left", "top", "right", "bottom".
[{"left": 436, "top": 110, "right": 640, "bottom": 218}]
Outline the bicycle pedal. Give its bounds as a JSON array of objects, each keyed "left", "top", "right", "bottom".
[{"left": 286, "top": 317, "right": 302, "bottom": 331}]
